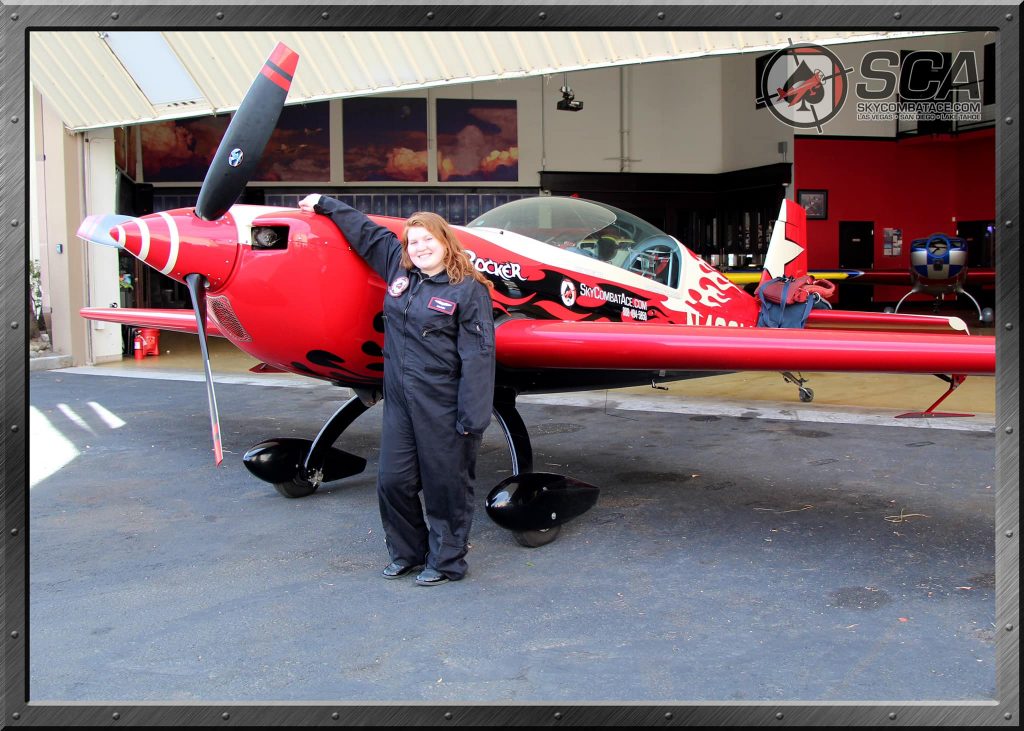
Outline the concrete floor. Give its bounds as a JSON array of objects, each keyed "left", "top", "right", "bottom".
[{"left": 28, "top": 368, "right": 996, "bottom": 705}]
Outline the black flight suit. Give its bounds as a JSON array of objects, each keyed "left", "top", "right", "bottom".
[{"left": 314, "top": 196, "right": 496, "bottom": 580}]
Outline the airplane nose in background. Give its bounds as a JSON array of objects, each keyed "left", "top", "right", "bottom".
[{"left": 110, "top": 210, "right": 240, "bottom": 289}]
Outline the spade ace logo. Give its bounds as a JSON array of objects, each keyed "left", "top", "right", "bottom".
[
  {"left": 560, "top": 279, "right": 577, "bottom": 308},
  {"left": 228, "top": 148, "right": 244, "bottom": 167},
  {"left": 759, "top": 43, "right": 854, "bottom": 133}
]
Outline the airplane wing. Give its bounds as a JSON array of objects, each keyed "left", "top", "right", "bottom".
[
  {"left": 494, "top": 319, "right": 994, "bottom": 375},
  {"left": 80, "top": 308, "right": 225, "bottom": 337}
]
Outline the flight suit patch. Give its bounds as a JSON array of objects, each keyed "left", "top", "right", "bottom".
[
  {"left": 427, "top": 297, "right": 457, "bottom": 315},
  {"left": 388, "top": 276, "right": 409, "bottom": 297}
]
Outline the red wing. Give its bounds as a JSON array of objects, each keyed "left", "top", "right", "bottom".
[
  {"left": 80, "top": 308, "right": 225, "bottom": 338},
  {"left": 494, "top": 320, "right": 994, "bottom": 376}
]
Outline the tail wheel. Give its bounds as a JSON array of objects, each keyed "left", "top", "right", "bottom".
[
  {"left": 799, "top": 387, "right": 815, "bottom": 403},
  {"left": 512, "top": 526, "right": 561, "bottom": 548},
  {"left": 274, "top": 477, "right": 318, "bottom": 499}
]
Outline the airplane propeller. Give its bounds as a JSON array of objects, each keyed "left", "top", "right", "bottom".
[
  {"left": 194, "top": 42, "right": 299, "bottom": 221},
  {"left": 177, "top": 42, "right": 300, "bottom": 465}
]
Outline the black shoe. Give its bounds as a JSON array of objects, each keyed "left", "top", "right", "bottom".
[
  {"left": 381, "top": 561, "right": 422, "bottom": 579},
  {"left": 414, "top": 567, "right": 450, "bottom": 586}
]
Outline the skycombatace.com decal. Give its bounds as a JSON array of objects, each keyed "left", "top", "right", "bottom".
[{"left": 487, "top": 267, "right": 674, "bottom": 323}]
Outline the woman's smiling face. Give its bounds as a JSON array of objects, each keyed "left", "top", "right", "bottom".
[{"left": 406, "top": 225, "right": 445, "bottom": 276}]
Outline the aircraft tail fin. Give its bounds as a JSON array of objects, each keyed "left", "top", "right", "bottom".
[{"left": 760, "top": 199, "right": 809, "bottom": 287}]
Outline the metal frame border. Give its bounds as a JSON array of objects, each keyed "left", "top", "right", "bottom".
[{"left": 3, "top": 3, "right": 1017, "bottom": 726}]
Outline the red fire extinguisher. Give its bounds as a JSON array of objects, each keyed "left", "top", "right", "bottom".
[{"left": 133, "top": 329, "right": 145, "bottom": 360}]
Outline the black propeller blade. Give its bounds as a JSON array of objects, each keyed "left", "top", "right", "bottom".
[
  {"left": 194, "top": 42, "right": 299, "bottom": 221},
  {"left": 184, "top": 273, "right": 224, "bottom": 465}
]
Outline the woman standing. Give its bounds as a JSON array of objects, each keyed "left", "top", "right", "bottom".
[{"left": 299, "top": 194, "right": 495, "bottom": 586}]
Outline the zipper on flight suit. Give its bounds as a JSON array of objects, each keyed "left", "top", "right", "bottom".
[{"left": 399, "top": 272, "right": 425, "bottom": 392}]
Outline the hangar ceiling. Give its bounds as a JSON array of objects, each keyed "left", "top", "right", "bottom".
[{"left": 30, "top": 29, "right": 952, "bottom": 131}]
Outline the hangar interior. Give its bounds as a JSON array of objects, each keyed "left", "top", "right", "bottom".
[{"left": 28, "top": 29, "right": 997, "bottom": 367}]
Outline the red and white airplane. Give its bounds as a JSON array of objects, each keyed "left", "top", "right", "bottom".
[{"left": 76, "top": 43, "right": 995, "bottom": 546}]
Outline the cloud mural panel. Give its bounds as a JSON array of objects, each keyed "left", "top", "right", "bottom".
[
  {"left": 343, "top": 97, "right": 428, "bottom": 182},
  {"left": 437, "top": 99, "right": 518, "bottom": 183}
]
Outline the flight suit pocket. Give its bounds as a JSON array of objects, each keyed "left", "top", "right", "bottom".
[
  {"left": 421, "top": 315, "right": 456, "bottom": 339},
  {"left": 472, "top": 320, "right": 493, "bottom": 352}
]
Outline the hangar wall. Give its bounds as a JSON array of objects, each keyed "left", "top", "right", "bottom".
[{"left": 794, "top": 127, "right": 996, "bottom": 272}]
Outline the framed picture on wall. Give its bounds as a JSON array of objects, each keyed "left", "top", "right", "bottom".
[{"left": 797, "top": 189, "right": 828, "bottom": 220}]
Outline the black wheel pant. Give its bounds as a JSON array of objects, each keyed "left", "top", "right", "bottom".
[{"left": 378, "top": 381, "right": 481, "bottom": 580}]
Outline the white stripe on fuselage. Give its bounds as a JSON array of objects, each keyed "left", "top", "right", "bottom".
[
  {"left": 156, "top": 212, "right": 179, "bottom": 275},
  {"left": 458, "top": 225, "right": 743, "bottom": 315}
]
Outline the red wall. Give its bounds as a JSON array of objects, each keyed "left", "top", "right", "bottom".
[{"left": 793, "top": 129, "right": 995, "bottom": 299}]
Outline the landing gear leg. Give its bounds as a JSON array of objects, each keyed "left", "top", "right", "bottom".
[
  {"left": 781, "top": 371, "right": 814, "bottom": 402},
  {"left": 244, "top": 392, "right": 374, "bottom": 497},
  {"left": 491, "top": 388, "right": 562, "bottom": 548},
  {"left": 492, "top": 387, "right": 534, "bottom": 474}
]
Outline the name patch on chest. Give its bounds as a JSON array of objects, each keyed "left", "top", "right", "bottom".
[{"left": 427, "top": 297, "right": 457, "bottom": 315}]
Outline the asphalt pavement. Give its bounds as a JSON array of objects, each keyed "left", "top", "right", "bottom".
[{"left": 27, "top": 370, "right": 996, "bottom": 703}]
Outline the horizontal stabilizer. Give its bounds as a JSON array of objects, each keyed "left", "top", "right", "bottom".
[
  {"left": 79, "top": 308, "right": 225, "bottom": 338},
  {"left": 806, "top": 309, "right": 971, "bottom": 334}
]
